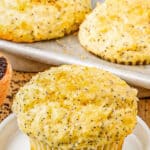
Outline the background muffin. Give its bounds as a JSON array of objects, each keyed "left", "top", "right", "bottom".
[
  {"left": 12, "top": 65, "right": 138, "bottom": 149},
  {"left": 0, "top": 0, "right": 91, "bottom": 42},
  {"left": 79, "top": 0, "right": 150, "bottom": 65}
]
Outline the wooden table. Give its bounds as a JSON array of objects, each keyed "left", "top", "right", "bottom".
[{"left": 0, "top": 71, "right": 150, "bottom": 127}]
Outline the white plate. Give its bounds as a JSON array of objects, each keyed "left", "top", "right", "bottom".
[
  {"left": 0, "top": 114, "right": 150, "bottom": 150},
  {"left": 0, "top": 0, "right": 150, "bottom": 89}
]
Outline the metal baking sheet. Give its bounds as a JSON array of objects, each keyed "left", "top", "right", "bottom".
[
  {"left": 0, "top": 0, "right": 150, "bottom": 89},
  {"left": 0, "top": 34, "right": 150, "bottom": 89}
]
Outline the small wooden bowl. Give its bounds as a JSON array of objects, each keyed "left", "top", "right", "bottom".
[{"left": 0, "top": 53, "right": 12, "bottom": 105}]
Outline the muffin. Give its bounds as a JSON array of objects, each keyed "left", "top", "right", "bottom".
[
  {"left": 0, "top": 0, "right": 91, "bottom": 42},
  {"left": 12, "top": 65, "right": 138, "bottom": 149},
  {"left": 0, "top": 53, "right": 12, "bottom": 105},
  {"left": 79, "top": 0, "right": 150, "bottom": 65}
]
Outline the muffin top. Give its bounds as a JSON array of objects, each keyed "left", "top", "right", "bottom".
[
  {"left": 12, "top": 65, "right": 137, "bottom": 149},
  {"left": 0, "top": 0, "right": 91, "bottom": 42},
  {"left": 79, "top": 0, "right": 150, "bottom": 65}
]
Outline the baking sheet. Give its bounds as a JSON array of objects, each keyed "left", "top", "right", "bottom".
[
  {"left": 0, "top": 34, "right": 150, "bottom": 89},
  {"left": 0, "top": 0, "right": 150, "bottom": 89}
]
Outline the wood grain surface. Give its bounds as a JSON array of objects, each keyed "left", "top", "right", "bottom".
[
  {"left": 138, "top": 99, "right": 150, "bottom": 127},
  {"left": 0, "top": 71, "right": 150, "bottom": 128}
]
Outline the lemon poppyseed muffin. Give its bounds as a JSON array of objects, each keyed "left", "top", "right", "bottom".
[
  {"left": 0, "top": 0, "right": 91, "bottom": 42},
  {"left": 79, "top": 0, "right": 150, "bottom": 65},
  {"left": 12, "top": 65, "right": 138, "bottom": 149}
]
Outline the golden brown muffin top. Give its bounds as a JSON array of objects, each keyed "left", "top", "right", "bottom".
[
  {"left": 79, "top": 0, "right": 150, "bottom": 65},
  {"left": 12, "top": 65, "right": 138, "bottom": 149},
  {"left": 0, "top": 0, "right": 91, "bottom": 42}
]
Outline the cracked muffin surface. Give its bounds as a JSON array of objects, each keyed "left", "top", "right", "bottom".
[
  {"left": 12, "top": 65, "right": 137, "bottom": 149},
  {"left": 0, "top": 0, "right": 91, "bottom": 42},
  {"left": 79, "top": 0, "right": 150, "bottom": 65}
]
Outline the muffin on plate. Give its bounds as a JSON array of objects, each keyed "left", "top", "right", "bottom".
[
  {"left": 12, "top": 65, "right": 138, "bottom": 150},
  {"left": 0, "top": 53, "right": 12, "bottom": 105},
  {"left": 79, "top": 0, "right": 150, "bottom": 65},
  {"left": 0, "top": 0, "right": 91, "bottom": 42}
]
